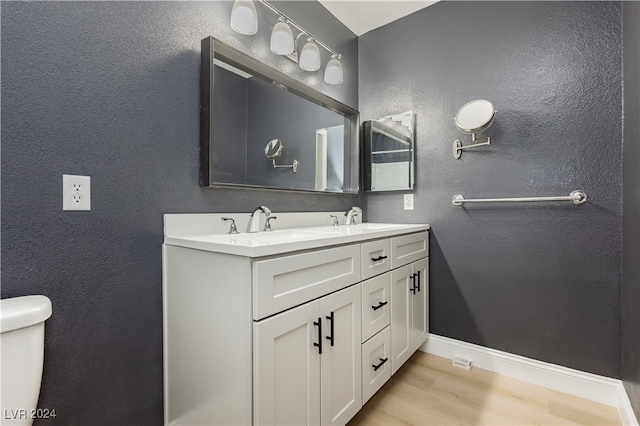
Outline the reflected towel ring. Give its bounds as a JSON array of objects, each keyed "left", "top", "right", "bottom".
[{"left": 453, "top": 99, "right": 496, "bottom": 159}]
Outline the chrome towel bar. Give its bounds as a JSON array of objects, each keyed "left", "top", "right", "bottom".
[{"left": 452, "top": 190, "right": 587, "bottom": 206}]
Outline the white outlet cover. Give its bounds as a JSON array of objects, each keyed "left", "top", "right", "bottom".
[
  {"left": 63, "top": 174, "right": 91, "bottom": 211},
  {"left": 404, "top": 194, "right": 414, "bottom": 210}
]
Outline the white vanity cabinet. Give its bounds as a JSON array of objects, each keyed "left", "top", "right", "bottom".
[
  {"left": 254, "top": 284, "right": 361, "bottom": 426},
  {"left": 359, "top": 231, "right": 429, "bottom": 399},
  {"left": 163, "top": 217, "right": 429, "bottom": 426}
]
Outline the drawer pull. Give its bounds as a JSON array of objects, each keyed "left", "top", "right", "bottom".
[
  {"left": 325, "top": 311, "right": 335, "bottom": 347},
  {"left": 415, "top": 270, "right": 421, "bottom": 292},
  {"left": 371, "top": 301, "right": 388, "bottom": 311},
  {"left": 410, "top": 274, "right": 417, "bottom": 294},
  {"left": 313, "top": 318, "right": 322, "bottom": 354},
  {"left": 371, "top": 255, "right": 388, "bottom": 262},
  {"left": 372, "top": 357, "right": 389, "bottom": 371}
]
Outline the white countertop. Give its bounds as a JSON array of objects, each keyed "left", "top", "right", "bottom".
[{"left": 164, "top": 223, "right": 430, "bottom": 257}]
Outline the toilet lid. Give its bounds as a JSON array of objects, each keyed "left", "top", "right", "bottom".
[{"left": 0, "top": 295, "right": 52, "bottom": 333}]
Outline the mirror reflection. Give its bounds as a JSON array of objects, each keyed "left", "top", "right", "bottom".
[
  {"left": 200, "top": 37, "right": 359, "bottom": 194},
  {"left": 363, "top": 111, "right": 416, "bottom": 192},
  {"left": 264, "top": 139, "right": 298, "bottom": 173}
]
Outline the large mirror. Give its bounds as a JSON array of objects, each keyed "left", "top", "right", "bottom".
[
  {"left": 363, "top": 111, "right": 416, "bottom": 192},
  {"left": 200, "top": 37, "right": 359, "bottom": 194}
]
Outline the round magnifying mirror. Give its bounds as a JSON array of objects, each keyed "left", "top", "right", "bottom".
[
  {"left": 264, "top": 139, "right": 283, "bottom": 159},
  {"left": 454, "top": 99, "right": 496, "bottom": 134}
]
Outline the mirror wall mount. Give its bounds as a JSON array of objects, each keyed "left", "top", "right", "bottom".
[
  {"left": 453, "top": 99, "right": 497, "bottom": 159},
  {"left": 200, "top": 37, "right": 359, "bottom": 193},
  {"left": 264, "top": 139, "right": 298, "bottom": 173},
  {"left": 363, "top": 111, "right": 416, "bottom": 192}
]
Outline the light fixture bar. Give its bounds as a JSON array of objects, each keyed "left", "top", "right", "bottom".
[{"left": 257, "top": 0, "right": 340, "bottom": 58}]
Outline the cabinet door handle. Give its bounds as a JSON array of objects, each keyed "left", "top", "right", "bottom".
[
  {"left": 371, "top": 255, "right": 388, "bottom": 262},
  {"left": 410, "top": 274, "right": 417, "bottom": 294},
  {"left": 372, "top": 357, "right": 389, "bottom": 371},
  {"left": 371, "top": 301, "right": 388, "bottom": 311},
  {"left": 313, "top": 318, "right": 322, "bottom": 354},
  {"left": 416, "top": 270, "right": 421, "bottom": 292},
  {"left": 325, "top": 312, "right": 335, "bottom": 347}
]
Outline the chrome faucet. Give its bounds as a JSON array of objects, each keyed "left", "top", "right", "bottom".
[
  {"left": 248, "top": 206, "right": 272, "bottom": 233},
  {"left": 345, "top": 206, "right": 362, "bottom": 225}
]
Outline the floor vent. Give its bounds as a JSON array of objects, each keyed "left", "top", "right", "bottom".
[{"left": 452, "top": 355, "right": 472, "bottom": 371}]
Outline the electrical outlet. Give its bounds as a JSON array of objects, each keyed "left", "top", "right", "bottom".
[
  {"left": 63, "top": 174, "right": 90, "bottom": 211},
  {"left": 404, "top": 194, "right": 414, "bottom": 210}
]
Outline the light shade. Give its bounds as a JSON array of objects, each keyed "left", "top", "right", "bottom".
[
  {"left": 270, "top": 17, "right": 294, "bottom": 55},
  {"left": 324, "top": 54, "right": 344, "bottom": 85},
  {"left": 299, "top": 39, "right": 321, "bottom": 72},
  {"left": 230, "top": 0, "right": 258, "bottom": 35}
]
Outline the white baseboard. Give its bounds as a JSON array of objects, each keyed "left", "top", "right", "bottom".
[{"left": 420, "top": 334, "right": 638, "bottom": 426}]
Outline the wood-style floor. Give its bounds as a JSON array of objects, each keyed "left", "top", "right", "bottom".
[{"left": 348, "top": 352, "right": 621, "bottom": 426}]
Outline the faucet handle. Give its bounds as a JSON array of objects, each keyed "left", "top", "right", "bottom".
[
  {"left": 264, "top": 216, "right": 278, "bottom": 232},
  {"left": 329, "top": 215, "right": 339, "bottom": 227},
  {"left": 221, "top": 217, "right": 239, "bottom": 234},
  {"left": 348, "top": 212, "right": 359, "bottom": 225}
]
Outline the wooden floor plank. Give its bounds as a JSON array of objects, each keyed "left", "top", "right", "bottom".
[{"left": 348, "top": 352, "right": 621, "bottom": 426}]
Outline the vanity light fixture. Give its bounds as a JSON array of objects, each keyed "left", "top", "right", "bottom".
[
  {"left": 230, "top": 0, "right": 344, "bottom": 85},
  {"left": 299, "top": 38, "right": 321, "bottom": 72},
  {"left": 230, "top": 0, "right": 258, "bottom": 35},
  {"left": 324, "top": 54, "right": 344, "bottom": 85},
  {"left": 453, "top": 99, "right": 497, "bottom": 159},
  {"left": 270, "top": 17, "right": 295, "bottom": 55}
]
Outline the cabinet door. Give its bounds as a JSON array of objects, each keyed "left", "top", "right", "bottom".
[
  {"left": 254, "top": 301, "right": 321, "bottom": 426},
  {"left": 320, "top": 285, "right": 362, "bottom": 426},
  {"left": 390, "top": 263, "right": 412, "bottom": 375},
  {"left": 410, "top": 258, "right": 429, "bottom": 352}
]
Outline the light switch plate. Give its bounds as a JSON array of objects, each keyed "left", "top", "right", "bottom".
[
  {"left": 63, "top": 174, "right": 91, "bottom": 211},
  {"left": 404, "top": 194, "right": 414, "bottom": 210}
]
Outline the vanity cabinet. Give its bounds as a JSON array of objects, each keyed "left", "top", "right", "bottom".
[
  {"left": 254, "top": 284, "right": 361, "bottom": 425},
  {"left": 163, "top": 222, "right": 428, "bottom": 426},
  {"left": 390, "top": 257, "right": 429, "bottom": 374}
]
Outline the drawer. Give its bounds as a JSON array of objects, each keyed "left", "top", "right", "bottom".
[
  {"left": 361, "top": 239, "right": 391, "bottom": 280},
  {"left": 361, "top": 273, "right": 390, "bottom": 342},
  {"left": 391, "top": 231, "right": 428, "bottom": 269},
  {"left": 362, "top": 326, "right": 391, "bottom": 404},
  {"left": 252, "top": 244, "right": 361, "bottom": 320}
]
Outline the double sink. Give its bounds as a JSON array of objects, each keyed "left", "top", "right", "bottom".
[{"left": 164, "top": 222, "right": 429, "bottom": 258}]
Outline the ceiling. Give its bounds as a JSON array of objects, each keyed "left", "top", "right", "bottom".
[{"left": 317, "top": 0, "right": 439, "bottom": 36}]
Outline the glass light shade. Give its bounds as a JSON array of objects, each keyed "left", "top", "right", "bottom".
[
  {"left": 324, "top": 55, "right": 344, "bottom": 85},
  {"left": 299, "top": 39, "right": 321, "bottom": 72},
  {"left": 230, "top": 0, "right": 258, "bottom": 35},
  {"left": 270, "top": 18, "right": 294, "bottom": 55}
]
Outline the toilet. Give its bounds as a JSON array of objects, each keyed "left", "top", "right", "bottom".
[{"left": 1, "top": 295, "right": 52, "bottom": 426}]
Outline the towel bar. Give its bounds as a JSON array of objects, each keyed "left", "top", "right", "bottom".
[{"left": 452, "top": 190, "right": 587, "bottom": 206}]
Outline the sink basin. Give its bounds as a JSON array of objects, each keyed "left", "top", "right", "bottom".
[
  {"left": 185, "top": 229, "right": 334, "bottom": 247},
  {"left": 305, "top": 223, "right": 416, "bottom": 235}
]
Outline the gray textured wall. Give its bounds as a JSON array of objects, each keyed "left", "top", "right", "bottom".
[
  {"left": 622, "top": 0, "right": 640, "bottom": 418},
  {"left": 360, "top": 1, "right": 623, "bottom": 378},
  {"left": 1, "top": 2, "right": 358, "bottom": 425}
]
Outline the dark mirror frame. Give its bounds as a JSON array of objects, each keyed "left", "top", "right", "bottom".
[{"left": 200, "top": 36, "right": 360, "bottom": 194}]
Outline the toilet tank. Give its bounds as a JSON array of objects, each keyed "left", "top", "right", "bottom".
[{"left": 1, "top": 295, "right": 52, "bottom": 426}]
